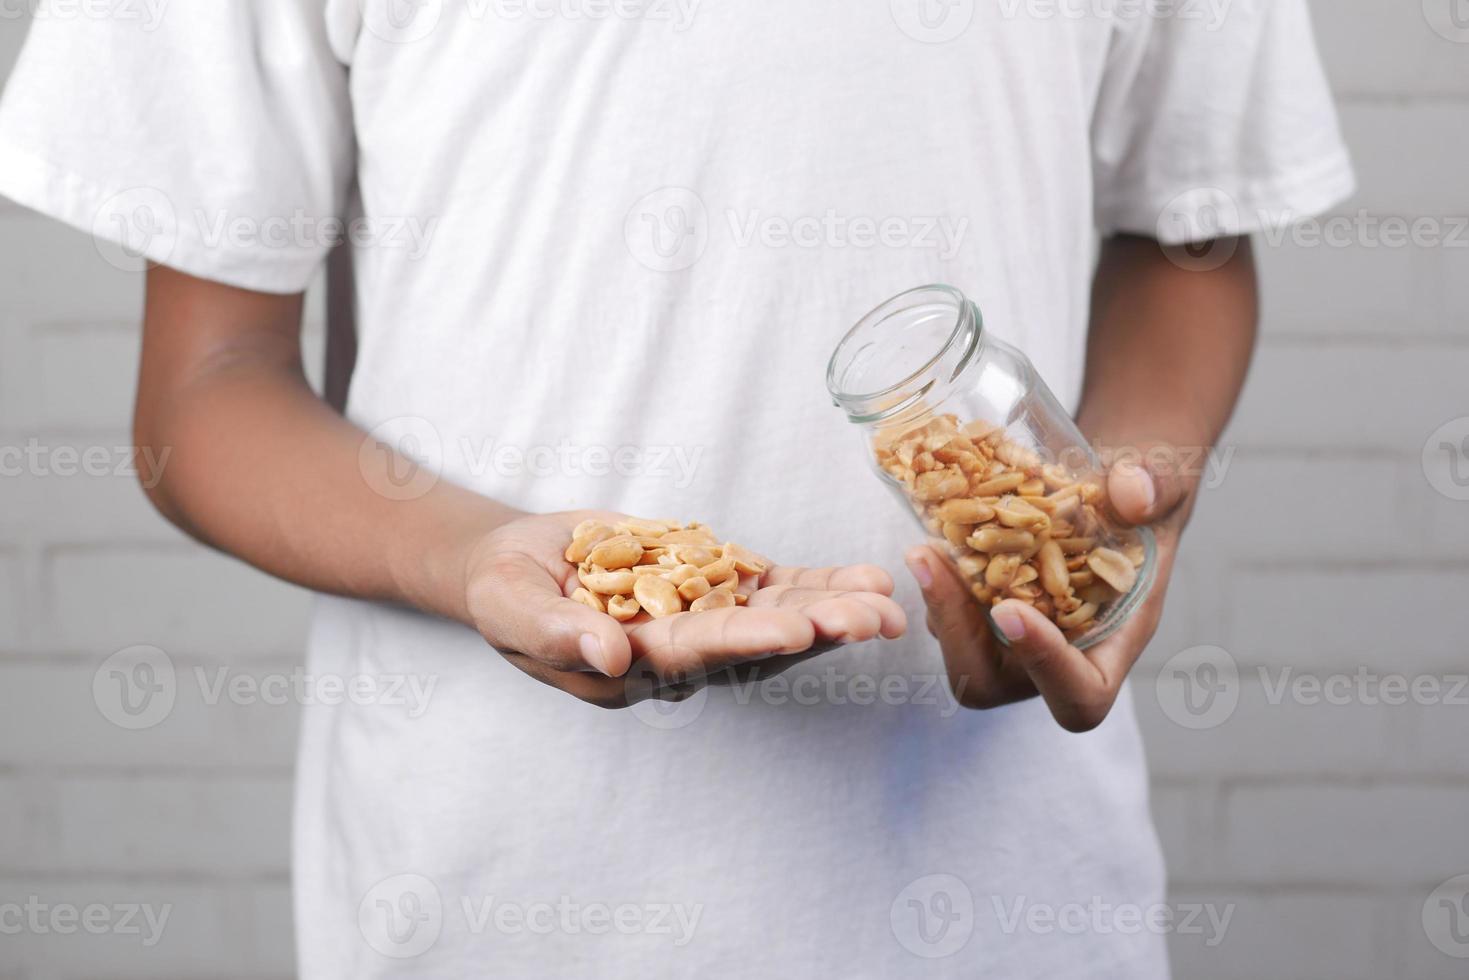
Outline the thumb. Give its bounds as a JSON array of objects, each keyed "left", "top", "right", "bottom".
[
  {"left": 473, "top": 553, "right": 632, "bottom": 677},
  {"left": 1106, "top": 443, "right": 1193, "bottom": 526}
]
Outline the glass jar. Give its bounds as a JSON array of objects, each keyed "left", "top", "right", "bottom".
[{"left": 826, "top": 284, "right": 1156, "bottom": 650}]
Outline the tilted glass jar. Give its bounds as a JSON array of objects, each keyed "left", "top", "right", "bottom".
[{"left": 826, "top": 285, "right": 1155, "bottom": 650}]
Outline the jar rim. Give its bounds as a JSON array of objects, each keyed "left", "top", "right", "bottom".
[{"left": 825, "top": 284, "right": 982, "bottom": 423}]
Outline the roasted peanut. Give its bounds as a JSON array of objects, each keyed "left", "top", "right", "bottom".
[
  {"left": 633, "top": 575, "right": 682, "bottom": 619},
  {"left": 673, "top": 544, "right": 719, "bottom": 568},
  {"left": 1079, "top": 582, "right": 1118, "bottom": 606},
  {"left": 966, "top": 528, "right": 1036, "bottom": 554},
  {"left": 566, "top": 518, "right": 775, "bottom": 619},
  {"left": 689, "top": 589, "right": 736, "bottom": 612},
  {"left": 1056, "top": 601, "right": 1098, "bottom": 630},
  {"left": 578, "top": 567, "right": 636, "bottom": 595},
  {"left": 667, "top": 564, "right": 701, "bottom": 587},
  {"left": 957, "top": 554, "right": 989, "bottom": 579},
  {"left": 1037, "top": 540, "right": 1071, "bottom": 598},
  {"left": 994, "top": 496, "right": 1049, "bottom": 530},
  {"left": 876, "top": 412, "right": 1148, "bottom": 641},
  {"left": 677, "top": 576, "right": 712, "bottom": 602},
  {"left": 1086, "top": 547, "right": 1138, "bottom": 594},
  {"left": 661, "top": 527, "right": 719, "bottom": 546},
  {"left": 986, "top": 553, "right": 1023, "bottom": 589},
  {"left": 969, "top": 472, "right": 1026, "bottom": 497},
  {"left": 571, "top": 588, "right": 606, "bottom": 612},
  {"left": 606, "top": 595, "right": 641, "bottom": 622},
  {"left": 913, "top": 467, "right": 969, "bottom": 502},
  {"left": 585, "top": 535, "right": 644, "bottom": 570},
  {"left": 995, "top": 441, "right": 1042, "bottom": 472},
  {"left": 700, "top": 556, "right": 738, "bottom": 588},
  {"left": 722, "top": 542, "right": 769, "bottom": 575},
  {"left": 934, "top": 498, "right": 997, "bottom": 524},
  {"left": 1008, "top": 581, "right": 1043, "bottom": 602},
  {"left": 564, "top": 523, "right": 615, "bottom": 563},
  {"left": 942, "top": 522, "right": 974, "bottom": 548}
]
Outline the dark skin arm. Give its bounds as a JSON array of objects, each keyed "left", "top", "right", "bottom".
[
  {"left": 904, "top": 234, "right": 1257, "bottom": 731},
  {"left": 134, "top": 265, "right": 906, "bottom": 707}
]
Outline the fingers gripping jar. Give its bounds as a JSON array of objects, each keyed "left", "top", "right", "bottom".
[{"left": 826, "top": 285, "right": 1156, "bottom": 649}]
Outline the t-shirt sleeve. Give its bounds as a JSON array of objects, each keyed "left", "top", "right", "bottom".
[
  {"left": 0, "top": 1, "right": 352, "bottom": 294},
  {"left": 1091, "top": 0, "right": 1355, "bottom": 244}
]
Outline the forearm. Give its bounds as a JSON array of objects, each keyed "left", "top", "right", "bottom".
[
  {"left": 1076, "top": 234, "right": 1258, "bottom": 462},
  {"left": 136, "top": 270, "right": 519, "bottom": 625}
]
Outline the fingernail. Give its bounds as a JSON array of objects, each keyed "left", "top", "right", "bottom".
[
  {"left": 580, "top": 632, "right": 611, "bottom": 676},
  {"left": 991, "top": 607, "right": 1026, "bottom": 642},
  {"left": 905, "top": 553, "right": 933, "bottom": 590},
  {"left": 1122, "top": 462, "right": 1156, "bottom": 512}
]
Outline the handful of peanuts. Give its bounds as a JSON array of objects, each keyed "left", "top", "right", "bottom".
[
  {"left": 875, "top": 413, "right": 1146, "bottom": 640},
  {"left": 564, "top": 517, "right": 770, "bottom": 622}
]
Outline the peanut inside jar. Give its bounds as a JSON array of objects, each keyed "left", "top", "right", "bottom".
[{"left": 874, "top": 413, "right": 1146, "bottom": 641}]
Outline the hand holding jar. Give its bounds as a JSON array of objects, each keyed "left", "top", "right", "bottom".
[{"left": 828, "top": 285, "right": 1198, "bottom": 732}]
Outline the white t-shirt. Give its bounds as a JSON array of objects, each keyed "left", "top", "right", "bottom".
[{"left": 0, "top": 2, "right": 1352, "bottom": 976}]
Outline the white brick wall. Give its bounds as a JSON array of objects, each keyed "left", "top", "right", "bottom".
[{"left": 1, "top": 2, "right": 1466, "bottom": 978}]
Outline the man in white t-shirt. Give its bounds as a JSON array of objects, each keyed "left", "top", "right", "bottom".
[{"left": 0, "top": 1, "right": 1351, "bottom": 976}]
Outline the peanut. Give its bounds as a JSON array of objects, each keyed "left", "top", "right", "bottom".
[
  {"left": 660, "top": 527, "right": 719, "bottom": 546},
  {"left": 1057, "top": 601, "right": 1099, "bottom": 630},
  {"left": 957, "top": 554, "right": 989, "bottom": 579},
  {"left": 1037, "top": 540, "right": 1070, "bottom": 598},
  {"left": 570, "top": 588, "right": 605, "bottom": 612},
  {"left": 672, "top": 544, "right": 719, "bottom": 568},
  {"left": 994, "top": 496, "right": 1049, "bottom": 530},
  {"left": 986, "top": 553, "right": 1023, "bottom": 589},
  {"left": 578, "top": 567, "right": 636, "bottom": 595},
  {"left": 565, "top": 518, "right": 767, "bottom": 620},
  {"left": 666, "top": 564, "right": 701, "bottom": 587},
  {"left": 633, "top": 575, "right": 682, "bottom": 619},
  {"left": 942, "top": 522, "right": 974, "bottom": 548},
  {"left": 913, "top": 468, "right": 969, "bottom": 502},
  {"left": 722, "top": 542, "right": 769, "bottom": 575},
  {"left": 677, "top": 576, "right": 712, "bottom": 602},
  {"left": 689, "top": 589, "right": 735, "bottom": 612},
  {"left": 1086, "top": 547, "right": 1138, "bottom": 594},
  {"left": 934, "top": 498, "right": 997, "bottom": 524},
  {"left": 606, "top": 595, "right": 641, "bottom": 622},
  {"left": 966, "top": 528, "right": 1036, "bottom": 554},
  {"left": 969, "top": 472, "right": 1026, "bottom": 497},
  {"left": 564, "top": 523, "right": 615, "bottom": 563},
  {"left": 874, "top": 411, "right": 1147, "bottom": 642},
  {"left": 699, "top": 556, "right": 738, "bottom": 588},
  {"left": 585, "top": 535, "right": 644, "bottom": 570}
]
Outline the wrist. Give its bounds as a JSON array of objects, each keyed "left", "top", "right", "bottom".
[{"left": 387, "top": 489, "right": 524, "bottom": 625}]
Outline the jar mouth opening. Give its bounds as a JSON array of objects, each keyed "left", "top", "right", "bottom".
[{"left": 826, "top": 284, "right": 981, "bottom": 424}]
